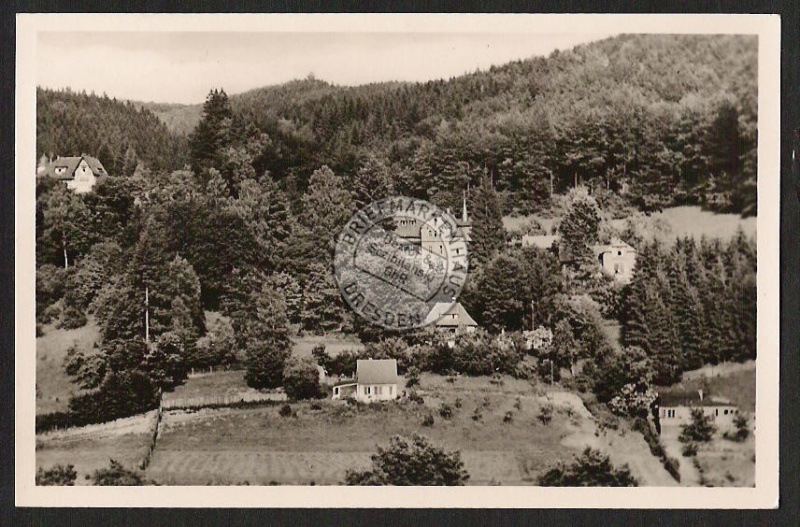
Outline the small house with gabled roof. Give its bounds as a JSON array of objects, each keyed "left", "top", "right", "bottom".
[
  {"left": 332, "top": 359, "right": 399, "bottom": 403},
  {"left": 425, "top": 301, "right": 478, "bottom": 334},
  {"left": 42, "top": 154, "right": 108, "bottom": 193}
]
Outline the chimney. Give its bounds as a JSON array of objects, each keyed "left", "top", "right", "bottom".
[{"left": 698, "top": 389, "right": 704, "bottom": 401}]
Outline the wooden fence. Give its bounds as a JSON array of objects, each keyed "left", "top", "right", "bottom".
[{"left": 162, "top": 391, "right": 287, "bottom": 410}]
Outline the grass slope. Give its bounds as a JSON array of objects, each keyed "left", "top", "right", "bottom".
[
  {"left": 36, "top": 319, "right": 100, "bottom": 414},
  {"left": 147, "top": 373, "right": 672, "bottom": 486}
]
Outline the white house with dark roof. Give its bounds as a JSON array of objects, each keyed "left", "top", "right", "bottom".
[
  {"left": 332, "top": 359, "right": 399, "bottom": 403},
  {"left": 656, "top": 389, "right": 740, "bottom": 428},
  {"left": 41, "top": 154, "right": 108, "bottom": 193}
]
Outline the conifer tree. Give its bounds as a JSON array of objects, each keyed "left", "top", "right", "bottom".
[
  {"left": 189, "top": 88, "right": 233, "bottom": 178},
  {"left": 243, "top": 283, "right": 292, "bottom": 389},
  {"left": 559, "top": 187, "right": 600, "bottom": 273},
  {"left": 468, "top": 175, "right": 505, "bottom": 268},
  {"left": 353, "top": 154, "right": 395, "bottom": 208},
  {"left": 299, "top": 165, "right": 355, "bottom": 263}
]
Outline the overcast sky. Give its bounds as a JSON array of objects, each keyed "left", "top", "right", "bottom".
[{"left": 37, "top": 32, "right": 610, "bottom": 104}]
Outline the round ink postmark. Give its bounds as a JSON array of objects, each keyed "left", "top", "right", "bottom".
[{"left": 334, "top": 196, "right": 469, "bottom": 330}]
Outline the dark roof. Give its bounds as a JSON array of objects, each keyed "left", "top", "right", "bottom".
[
  {"left": 356, "top": 359, "right": 398, "bottom": 385},
  {"left": 424, "top": 301, "right": 478, "bottom": 327},
  {"left": 45, "top": 155, "right": 107, "bottom": 180},
  {"left": 657, "top": 390, "right": 736, "bottom": 408},
  {"left": 592, "top": 238, "right": 636, "bottom": 257}
]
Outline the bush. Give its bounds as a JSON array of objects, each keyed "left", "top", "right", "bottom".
[
  {"left": 36, "top": 264, "right": 66, "bottom": 321},
  {"left": 471, "top": 407, "right": 483, "bottom": 422},
  {"left": 634, "top": 417, "right": 681, "bottom": 483},
  {"left": 422, "top": 414, "right": 434, "bottom": 427},
  {"left": 279, "top": 404, "right": 294, "bottom": 418},
  {"left": 439, "top": 403, "right": 454, "bottom": 420},
  {"left": 91, "top": 459, "right": 148, "bottom": 485},
  {"left": 422, "top": 329, "right": 524, "bottom": 377},
  {"left": 58, "top": 304, "right": 87, "bottom": 329},
  {"left": 681, "top": 442, "right": 698, "bottom": 457},
  {"left": 407, "top": 391, "right": 424, "bottom": 405},
  {"left": 244, "top": 339, "right": 291, "bottom": 390},
  {"left": 282, "top": 356, "right": 321, "bottom": 400},
  {"left": 405, "top": 366, "right": 420, "bottom": 388},
  {"left": 724, "top": 414, "right": 750, "bottom": 442},
  {"left": 664, "top": 457, "right": 681, "bottom": 483},
  {"left": 538, "top": 404, "right": 553, "bottom": 425},
  {"left": 503, "top": 411, "right": 514, "bottom": 424},
  {"left": 679, "top": 409, "right": 717, "bottom": 443},
  {"left": 36, "top": 464, "right": 77, "bottom": 486},
  {"left": 68, "top": 370, "right": 159, "bottom": 426},
  {"left": 538, "top": 448, "right": 638, "bottom": 487},
  {"left": 454, "top": 397, "right": 463, "bottom": 409},
  {"left": 345, "top": 434, "right": 469, "bottom": 485}
]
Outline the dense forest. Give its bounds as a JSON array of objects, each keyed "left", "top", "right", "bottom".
[
  {"left": 136, "top": 34, "right": 758, "bottom": 217},
  {"left": 34, "top": 33, "right": 758, "bottom": 429},
  {"left": 36, "top": 88, "right": 188, "bottom": 175}
]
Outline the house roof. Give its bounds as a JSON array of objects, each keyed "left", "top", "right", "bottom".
[
  {"left": 657, "top": 390, "right": 735, "bottom": 408},
  {"left": 394, "top": 217, "right": 424, "bottom": 240},
  {"left": 356, "top": 359, "right": 398, "bottom": 385},
  {"left": 592, "top": 238, "right": 636, "bottom": 256},
  {"left": 45, "top": 155, "right": 107, "bottom": 180},
  {"left": 424, "top": 301, "right": 478, "bottom": 327}
]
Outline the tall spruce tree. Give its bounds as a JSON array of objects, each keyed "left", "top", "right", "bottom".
[
  {"left": 468, "top": 175, "right": 505, "bottom": 268},
  {"left": 243, "top": 282, "right": 292, "bottom": 389},
  {"left": 559, "top": 187, "right": 601, "bottom": 273},
  {"left": 189, "top": 89, "right": 234, "bottom": 178}
]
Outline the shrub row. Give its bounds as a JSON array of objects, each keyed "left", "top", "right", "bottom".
[{"left": 633, "top": 417, "right": 681, "bottom": 483}]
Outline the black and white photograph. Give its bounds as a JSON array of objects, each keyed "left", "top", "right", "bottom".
[{"left": 14, "top": 14, "right": 780, "bottom": 508}]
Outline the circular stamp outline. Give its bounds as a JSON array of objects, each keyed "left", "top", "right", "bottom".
[{"left": 334, "top": 196, "right": 469, "bottom": 330}]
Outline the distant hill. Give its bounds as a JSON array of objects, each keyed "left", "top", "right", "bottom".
[
  {"left": 218, "top": 34, "right": 758, "bottom": 215},
  {"left": 136, "top": 101, "right": 203, "bottom": 136}
]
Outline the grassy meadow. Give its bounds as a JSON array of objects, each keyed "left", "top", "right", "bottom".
[{"left": 504, "top": 205, "right": 757, "bottom": 244}]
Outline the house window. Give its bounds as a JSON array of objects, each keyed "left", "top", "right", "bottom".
[
  {"left": 389, "top": 386, "right": 393, "bottom": 396},
  {"left": 376, "top": 386, "right": 382, "bottom": 395},
  {"left": 614, "top": 264, "right": 622, "bottom": 274},
  {"left": 334, "top": 387, "right": 339, "bottom": 395},
  {"left": 715, "top": 409, "right": 719, "bottom": 416},
  {"left": 617, "top": 250, "right": 623, "bottom": 256},
  {"left": 724, "top": 409, "right": 729, "bottom": 415},
  {"left": 364, "top": 386, "right": 371, "bottom": 395}
]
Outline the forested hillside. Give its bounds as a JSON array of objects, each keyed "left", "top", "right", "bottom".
[
  {"left": 36, "top": 88, "right": 188, "bottom": 175},
  {"left": 129, "top": 34, "right": 757, "bottom": 216}
]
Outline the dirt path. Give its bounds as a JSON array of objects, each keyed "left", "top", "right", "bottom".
[{"left": 551, "top": 391, "right": 679, "bottom": 487}]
